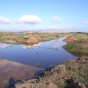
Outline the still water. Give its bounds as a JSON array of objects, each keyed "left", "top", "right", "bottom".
[{"left": 0, "top": 37, "right": 77, "bottom": 68}]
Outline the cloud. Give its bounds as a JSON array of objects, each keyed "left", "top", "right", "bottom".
[
  {"left": 52, "top": 16, "right": 61, "bottom": 24},
  {"left": 19, "top": 15, "right": 42, "bottom": 25},
  {"left": 82, "top": 21, "right": 88, "bottom": 24},
  {"left": 0, "top": 16, "right": 11, "bottom": 24}
]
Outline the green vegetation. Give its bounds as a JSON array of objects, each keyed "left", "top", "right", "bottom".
[
  {"left": 64, "top": 32, "right": 88, "bottom": 56},
  {"left": 0, "top": 32, "right": 27, "bottom": 44},
  {"left": 38, "top": 33, "right": 60, "bottom": 41},
  {"left": 65, "top": 56, "right": 88, "bottom": 87},
  {"left": 58, "top": 81, "right": 66, "bottom": 88},
  {"left": 0, "top": 32, "right": 72, "bottom": 45}
]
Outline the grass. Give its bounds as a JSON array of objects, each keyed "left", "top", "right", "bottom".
[
  {"left": 65, "top": 56, "right": 88, "bottom": 86},
  {"left": 0, "top": 32, "right": 72, "bottom": 45},
  {"left": 64, "top": 32, "right": 88, "bottom": 57},
  {"left": 58, "top": 81, "right": 66, "bottom": 88}
]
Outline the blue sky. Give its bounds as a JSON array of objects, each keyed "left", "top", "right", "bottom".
[{"left": 0, "top": 0, "right": 88, "bottom": 32}]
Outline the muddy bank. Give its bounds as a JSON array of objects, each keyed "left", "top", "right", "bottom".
[{"left": 0, "top": 59, "right": 40, "bottom": 88}]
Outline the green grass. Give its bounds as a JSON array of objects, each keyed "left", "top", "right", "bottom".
[
  {"left": 58, "top": 81, "right": 66, "bottom": 88},
  {"left": 64, "top": 33, "right": 88, "bottom": 57}
]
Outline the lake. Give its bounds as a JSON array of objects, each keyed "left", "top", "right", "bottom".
[{"left": 0, "top": 37, "right": 77, "bottom": 68}]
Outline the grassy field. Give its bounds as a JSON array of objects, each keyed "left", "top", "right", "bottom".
[
  {"left": 64, "top": 32, "right": 88, "bottom": 57},
  {"left": 0, "top": 32, "right": 72, "bottom": 45}
]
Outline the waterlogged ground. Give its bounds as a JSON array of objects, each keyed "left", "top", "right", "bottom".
[{"left": 0, "top": 37, "right": 77, "bottom": 68}]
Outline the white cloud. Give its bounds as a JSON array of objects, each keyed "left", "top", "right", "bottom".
[
  {"left": 82, "top": 21, "right": 88, "bottom": 24},
  {"left": 52, "top": 16, "right": 61, "bottom": 24},
  {"left": 0, "top": 16, "right": 11, "bottom": 24},
  {"left": 19, "top": 15, "right": 42, "bottom": 25}
]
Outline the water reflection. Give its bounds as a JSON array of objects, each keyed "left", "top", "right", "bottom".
[
  {"left": 21, "top": 43, "right": 41, "bottom": 49},
  {"left": 69, "top": 52, "right": 88, "bottom": 57},
  {"left": 0, "top": 43, "right": 12, "bottom": 48},
  {"left": 0, "top": 37, "right": 77, "bottom": 68}
]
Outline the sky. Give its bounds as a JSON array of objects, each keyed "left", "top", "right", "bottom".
[{"left": 0, "top": 0, "right": 88, "bottom": 32}]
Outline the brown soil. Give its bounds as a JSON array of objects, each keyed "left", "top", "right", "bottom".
[
  {"left": 64, "top": 36, "right": 78, "bottom": 43},
  {"left": 16, "top": 56, "right": 88, "bottom": 88},
  {"left": 0, "top": 59, "right": 40, "bottom": 87},
  {"left": 26, "top": 34, "right": 39, "bottom": 45}
]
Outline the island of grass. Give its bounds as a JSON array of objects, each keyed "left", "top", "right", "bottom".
[{"left": 64, "top": 32, "right": 88, "bottom": 57}]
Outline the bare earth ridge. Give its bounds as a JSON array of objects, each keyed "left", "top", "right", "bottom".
[{"left": 16, "top": 56, "right": 88, "bottom": 88}]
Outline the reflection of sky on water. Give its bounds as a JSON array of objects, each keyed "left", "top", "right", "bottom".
[
  {"left": 21, "top": 37, "right": 67, "bottom": 50},
  {"left": 21, "top": 43, "right": 41, "bottom": 49},
  {"left": 0, "top": 43, "right": 12, "bottom": 48},
  {"left": 38, "top": 37, "right": 67, "bottom": 50},
  {"left": 0, "top": 37, "right": 77, "bottom": 68},
  {"left": 20, "top": 37, "right": 67, "bottom": 50}
]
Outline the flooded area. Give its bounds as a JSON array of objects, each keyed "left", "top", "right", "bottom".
[{"left": 0, "top": 37, "right": 77, "bottom": 68}]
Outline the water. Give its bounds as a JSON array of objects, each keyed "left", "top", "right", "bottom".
[{"left": 0, "top": 37, "right": 77, "bottom": 68}]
